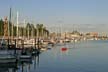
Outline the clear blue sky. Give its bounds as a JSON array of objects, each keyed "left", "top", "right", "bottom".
[{"left": 0, "top": 0, "right": 108, "bottom": 33}]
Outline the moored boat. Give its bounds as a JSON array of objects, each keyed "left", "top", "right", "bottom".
[{"left": 0, "top": 54, "right": 16, "bottom": 63}]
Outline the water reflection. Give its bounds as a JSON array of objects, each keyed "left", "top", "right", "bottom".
[
  {"left": 1, "top": 41, "right": 108, "bottom": 72},
  {"left": 0, "top": 62, "right": 17, "bottom": 72},
  {"left": 20, "top": 61, "right": 32, "bottom": 72},
  {"left": 33, "top": 54, "right": 40, "bottom": 72},
  {"left": 0, "top": 51, "right": 41, "bottom": 72},
  {"left": 19, "top": 53, "right": 40, "bottom": 72}
]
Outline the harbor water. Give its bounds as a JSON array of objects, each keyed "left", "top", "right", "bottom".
[{"left": 1, "top": 40, "right": 108, "bottom": 72}]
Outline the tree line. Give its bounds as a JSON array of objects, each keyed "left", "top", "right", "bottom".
[{"left": 0, "top": 19, "right": 49, "bottom": 38}]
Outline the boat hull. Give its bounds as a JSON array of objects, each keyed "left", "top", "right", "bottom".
[{"left": 0, "top": 57, "right": 16, "bottom": 63}]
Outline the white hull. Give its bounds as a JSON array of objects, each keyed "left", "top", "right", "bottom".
[
  {"left": 0, "top": 50, "right": 16, "bottom": 63},
  {"left": 0, "top": 55, "right": 16, "bottom": 63},
  {"left": 0, "top": 59, "right": 16, "bottom": 63},
  {"left": 19, "top": 55, "right": 32, "bottom": 59},
  {"left": 40, "top": 48, "right": 47, "bottom": 51},
  {"left": 19, "top": 55, "right": 32, "bottom": 62}
]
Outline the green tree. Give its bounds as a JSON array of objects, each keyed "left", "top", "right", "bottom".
[
  {"left": 36, "top": 24, "right": 50, "bottom": 38},
  {"left": 36, "top": 24, "right": 44, "bottom": 37},
  {"left": 0, "top": 19, "right": 4, "bottom": 36},
  {"left": 26, "top": 23, "right": 31, "bottom": 38},
  {"left": 31, "top": 24, "right": 35, "bottom": 38},
  {"left": 13, "top": 26, "right": 17, "bottom": 36}
]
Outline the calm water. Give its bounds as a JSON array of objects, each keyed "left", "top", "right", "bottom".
[{"left": 2, "top": 40, "right": 108, "bottom": 72}]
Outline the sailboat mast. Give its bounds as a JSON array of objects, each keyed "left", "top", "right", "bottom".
[
  {"left": 23, "top": 19, "right": 25, "bottom": 38},
  {"left": 17, "top": 11, "right": 19, "bottom": 38},
  {"left": 11, "top": 9, "right": 14, "bottom": 38},
  {"left": 8, "top": 8, "right": 12, "bottom": 38}
]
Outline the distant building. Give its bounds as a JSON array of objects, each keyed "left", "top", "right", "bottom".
[
  {"left": 71, "top": 31, "right": 81, "bottom": 38},
  {"left": 86, "top": 32, "right": 98, "bottom": 37}
]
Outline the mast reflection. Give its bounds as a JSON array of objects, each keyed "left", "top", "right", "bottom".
[
  {"left": 20, "top": 56, "right": 32, "bottom": 72},
  {"left": 34, "top": 52, "right": 40, "bottom": 72},
  {"left": 0, "top": 62, "right": 18, "bottom": 72}
]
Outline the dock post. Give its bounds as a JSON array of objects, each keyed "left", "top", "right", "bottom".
[
  {"left": 21, "top": 39, "right": 24, "bottom": 49},
  {"left": 21, "top": 39, "right": 24, "bottom": 54},
  {"left": 37, "top": 38, "right": 39, "bottom": 50},
  {"left": 35, "top": 38, "right": 36, "bottom": 50},
  {"left": 8, "top": 38, "right": 10, "bottom": 49},
  {"left": 14, "top": 39, "right": 16, "bottom": 54}
]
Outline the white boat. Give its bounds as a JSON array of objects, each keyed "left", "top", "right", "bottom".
[
  {"left": 0, "top": 9, "right": 16, "bottom": 64},
  {"left": 0, "top": 55, "right": 16, "bottom": 63},
  {"left": 0, "top": 50, "right": 16, "bottom": 63},
  {"left": 19, "top": 55, "right": 32, "bottom": 59},
  {"left": 18, "top": 50, "right": 32, "bottom": 62},
  {"left": 40, "top": 48, "right": 47, "bottom": 51},
  {"left": 18, "top": 54, "right": 32, "bottom": 62}
]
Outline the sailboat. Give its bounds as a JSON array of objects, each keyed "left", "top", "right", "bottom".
[
  {"left": 0, "top": 51, "right": 16, "bottom": 63},
  {"left": 0, "top": 8, "right": 17, "bottom": 63}
]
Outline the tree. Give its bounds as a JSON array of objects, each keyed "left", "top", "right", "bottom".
[
  {"left": 31, "top": 24, "right": 35, "bottom": 38},
  {"left": 36, "top": 24, "right": 44, "bottom": 37},
  {"left": 13, "top": 26, "right": 17, "bottom": 36},
  {"left": 36, "top": 24, "right": 49, "bottom": 38},
  {"left": 0, "top": 18, "right": 50, "bottom": 38},
  {"left": 19, "top": 27, "right": 24, "bottom": 37},
  {"left": 0, "top": 19, "right": 4, "bottom": 36},
  {"left": 43, "top": 27, "right": 49, "bottom": 38},
  {"left": 26, "top": 23, "right": 31, "bottom": 38}
]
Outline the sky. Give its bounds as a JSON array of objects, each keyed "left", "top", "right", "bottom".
[{"left": 0, "top": 0, "right": 108, "bottom": 33}]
